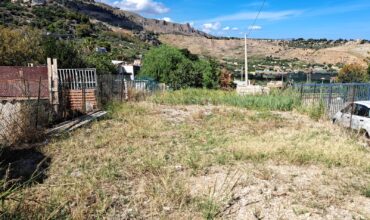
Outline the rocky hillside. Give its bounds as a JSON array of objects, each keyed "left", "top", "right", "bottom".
[
  {"left": 159, "top": 34, "right": 370, "bottom": 66},
  {"left": 63, "top": 0, "right": 211, "bottom": 38},
  {"left": 2, "top": 0, "right": 369, "bottom": 66},
  {"left": 69, "top": 0, "right": 368, "bottom": 66}
]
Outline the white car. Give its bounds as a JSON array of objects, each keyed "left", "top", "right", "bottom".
[{"left": 333, "top": 101, "right": 370, "bottom": 138}]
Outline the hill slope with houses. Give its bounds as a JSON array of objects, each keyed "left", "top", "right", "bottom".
[{"left": 2, "top": 0, "right": 370, "bottom": 69}]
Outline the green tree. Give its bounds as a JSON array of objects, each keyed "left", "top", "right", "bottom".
[
  {"left": 0, "top": 26, "right": 44, "bottom": 65},
  {"left": 337, "top": 63, "right": 368, "bottom": 83},
  {"left": 140, "top": 45, "right": 190, "bottom": 89},
  {"left": 84, "top": 53, "right": 116, "bottom": 75},
  {"left": 193, "top": 59, "right": 220, "bottom": 89},
  {"left": 203, "top": 59, "right": 220, "bottom": 89},
  {"left": 42, "top": 37, "right": 86, "bottom": 68},
  {"left": 140, "top": 45, "right": 221, "bottom": 89}
]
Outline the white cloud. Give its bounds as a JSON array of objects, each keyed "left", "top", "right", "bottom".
[
  {"left": 208, "top": 10, "right": 303, "bottom": 22},
  {"left": 162, "top": 17, "right": 172, "bottom": 22},
  {"left": 202, "top": 22, "right": 221, "bottom": 33},
  {"left": 248, "top": 25, "right": 262, "bottom": 30},
  {"left": 112, "top": 0, "right": 170, "bottom": 14},
  {"left": 223, "top": 26, "right": 239, "bottom": 31}
]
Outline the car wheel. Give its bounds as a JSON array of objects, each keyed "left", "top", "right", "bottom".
[
  {"left": 364, "top": 132, "right": 370, "bottom": 139},
  {"left": 363, "top": 132, "right": 370, "bottom": 147}
]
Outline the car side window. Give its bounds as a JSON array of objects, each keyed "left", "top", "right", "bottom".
[
  {"left": 342, "top": 104, "right": 354, "bottom": 114},
  {"left": 354, "top": 104, "right": 369, "bottom": 117}
]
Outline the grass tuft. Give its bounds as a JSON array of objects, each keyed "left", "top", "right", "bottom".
[{"left": 363, "top": 185, "right": 370, "bottom": 198}]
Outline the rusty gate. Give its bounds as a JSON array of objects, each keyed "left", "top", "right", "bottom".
[{"left": 58, "top": 68, "right": 97, "bottom": 113}]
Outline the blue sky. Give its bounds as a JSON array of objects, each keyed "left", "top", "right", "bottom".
[{"left": 101, "top": 0, "right": 370, "bottom": 39}]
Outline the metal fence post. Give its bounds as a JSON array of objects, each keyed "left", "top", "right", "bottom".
[
  {"left": 300, "top": 83, "right": 304, "bottom": 99},
  {"left": 99, "top": 77, "right": 103, "bottom": 107},
  {"left": 35, "top": 76, "right": 42, "bottom": 129},
  {"left": 120, "top": 75, "right": 124, "bottom": 102},
  {"left": 350, "top": 87, "right": 356, "bottom": 129},
  {"left": 328, "top": 85, "right": 333, "bottom": 116},
  {"left": 111, "top": 76, "right": 114, "bottom": 101},
  {"left": 82, "top": 74, "right": 86, "bottom": 113}
]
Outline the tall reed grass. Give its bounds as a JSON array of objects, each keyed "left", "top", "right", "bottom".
[{"left": 152, "top": 88, "right": 301, "bottom": 111}]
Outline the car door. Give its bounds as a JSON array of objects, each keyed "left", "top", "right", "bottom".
[{"left": 338, "top": 103, "right": 354, "bottom": 128}]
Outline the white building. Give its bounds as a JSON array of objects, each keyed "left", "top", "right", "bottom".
[{"left": 112, "top": 60, "right": 141, "bottom": 81}]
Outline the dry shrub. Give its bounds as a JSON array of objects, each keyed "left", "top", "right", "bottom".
[{"left": 127, "top": 87, "right": 148, "bottom": 101}]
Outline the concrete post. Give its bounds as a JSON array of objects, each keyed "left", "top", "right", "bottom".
[
  {"left": 47, "top": 58, "right": 53, "bottom": 103},
  {"left": 51, "top": 58, "right": 59, "bottom": 114}
]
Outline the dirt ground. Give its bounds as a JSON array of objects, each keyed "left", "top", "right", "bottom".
[
  {"left": 3, "top": 103, "right": 369, "bottom": 219},
  {"left": 158, "top": 104, "right": 370, "bottom": 219},
  {"left": 190, "top": 164, "right": 369, "bottom": 220}
]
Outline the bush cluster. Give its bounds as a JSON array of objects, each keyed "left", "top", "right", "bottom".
[
  {"left": 337, "top": 63, "right": 369, "bottom": 83},
  {"left": 140, "top": 45, "right": 222, "bottom": 89}
]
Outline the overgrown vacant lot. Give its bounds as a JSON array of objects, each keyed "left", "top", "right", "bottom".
[{"left": 4, "top": 95, "right": 370, "bottom": 219}]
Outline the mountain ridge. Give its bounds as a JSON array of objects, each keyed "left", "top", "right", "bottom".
[{"left": 63, "top": 0, "right": 212, "bottom": 38}]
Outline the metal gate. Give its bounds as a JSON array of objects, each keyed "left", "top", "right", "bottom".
[{"left": 58, "top": 69, "right": 97, "bottom": 113}]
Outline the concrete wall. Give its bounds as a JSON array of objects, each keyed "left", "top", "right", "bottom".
[{"left": 0, "top": 100, "right": 50, "bottom": 146}]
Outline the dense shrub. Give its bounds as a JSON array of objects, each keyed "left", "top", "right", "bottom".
[
  {"left": 0, "top": 26, "right": 44, "bottom": 65},
  {"left": 43, "top": 37, "right": 86, "bottom": 68},
  {"left": 140, "top": 45, "right": 221, "bottom": 89},
  {"left": 337, "top": 63, "right": 368, "bottom": 83}
]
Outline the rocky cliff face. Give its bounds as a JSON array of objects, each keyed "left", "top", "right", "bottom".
[{"left": 63, "top": 0, "right": 211, "bottom": 38}]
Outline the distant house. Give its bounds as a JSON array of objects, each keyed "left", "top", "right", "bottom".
[
  {"left": 112, "top": 60, "right": 141, "bottom": 81},
  {"left": 95, "top": 47, "right": 108, "bottom": 53}
]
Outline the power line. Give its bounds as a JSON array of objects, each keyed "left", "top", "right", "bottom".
[
  {"left": 244, "top": 0, "right": 266, "bottom": 85},
  {"left": 246, "top": 0, "right": 266, "bottom": 37}
]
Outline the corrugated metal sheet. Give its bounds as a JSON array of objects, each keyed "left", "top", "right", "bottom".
[{"left": 0, "top": 66, "right": 49, "bottom": 99}]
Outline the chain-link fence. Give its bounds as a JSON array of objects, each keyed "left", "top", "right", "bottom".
[
  {"left": 0, "top": 77, "right": 53, "bottom": 148},
  {"left": 97, "top": 74, "right": 165, "bottom": 106},
  {"left": 295, "top": 83, "right": 370, "bottom": 116}
]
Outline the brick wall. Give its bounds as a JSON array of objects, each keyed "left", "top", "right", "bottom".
[{"left": 65, "top": 89, "right": 97, "bottom": 112}]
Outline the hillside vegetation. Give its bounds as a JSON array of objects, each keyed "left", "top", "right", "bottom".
[
  {"left": 1, "top": 0, "right": 369, "bottom": 69},
  {"left": 0, "top": 1, "right": 154, "bottom": 74}
]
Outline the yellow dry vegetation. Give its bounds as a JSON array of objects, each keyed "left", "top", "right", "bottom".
[{"left": 3, "top": 102, "right": 370, "bottom": 219}]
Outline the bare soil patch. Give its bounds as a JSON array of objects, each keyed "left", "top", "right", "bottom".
[{"left": 190, "top": 163, "right": 370, "bottom": 219}]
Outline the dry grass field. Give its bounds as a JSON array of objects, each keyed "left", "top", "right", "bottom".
[{"left": 2, "top": 98, "right": 370, "bottom": 219}]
